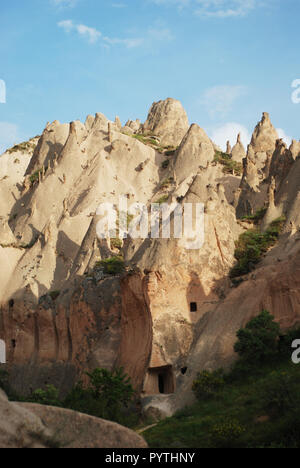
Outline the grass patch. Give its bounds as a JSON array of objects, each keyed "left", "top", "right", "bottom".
[
  {"left": 214, "top": 150, "right": 243, "bottom": 176},
  {"left": 230, "top": 217, "right": 286, "bottom": 278}
]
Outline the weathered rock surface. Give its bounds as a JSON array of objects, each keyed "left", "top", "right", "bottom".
[
  {"left": 16, "top": 403, "right": 148, "bottom": 448},
  {"left": 142, "top": 98, "right": 189, "bottom": 147},
  {"left": 174, "top": 124, "right": 215, "bottom": 184},
  {"left": 0, "top": 389, "right": 52, "bottom": 448},
  {"left": 236, "top": 112, "right": 280, "bottom": 218},
  {"left": 0, "top": 99, "right": 299, "bottom": 421},
  {"left": 0, "top": 389, "right": 147, "bottom": 448},
  {"left": 231, "top": 133, "right": 246, "bottom": 162}
]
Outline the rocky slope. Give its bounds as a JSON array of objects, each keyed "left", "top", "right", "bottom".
[{"left": 0, "top": 99, "right": 299, "bottom": 419}]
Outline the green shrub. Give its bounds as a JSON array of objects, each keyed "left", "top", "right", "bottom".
[
  {"left": 64, "top": 367, "right": 135, "bottom": 424},
  {"left": 241, "top": 207, "right": 268, "bottom": 224},
  {"left": 214, "top": 151, "right": 243, "bottom": 176},
  {"left": 210, "top": 419, "right": 245, "bottom": 448},
  {"left": 234, "top": 310, "right": 280, "bottom": 364},
  {"left": 192, "top": 369, "right": 225, "bottom": 401},
  {"left": 110, "top": 238, "right": 123, "bottom": 251},
  {"left": 161, "top": 160, "right": 170, "bottom": 170},
  {"left": 27, "top": 385, "right": 61, "bottom": 407},
  {"left": 259, "top": 371, "right": 300, "bottom": 416},
  {"left": 230, "top": 217, "right": 285, "bottom": 278},
  {"left": 99, "top": 256, "right": 125, "bottom": 275}
]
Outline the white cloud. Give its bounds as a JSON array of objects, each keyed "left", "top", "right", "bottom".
[
  {"left": 58, "top": 19, "right": 74, "bottom": 33},
  {"left": 150, "top": 0, "right": 268, "bottom": 17},
  {"left": 58, "top": 20, "right": 101, "bottom": 43},
  {"left": 51, "top": 0, "right": 78, "bottom": 8},
  {"left": 58, "top": 20, "right": 173, "bottom": 49},
  {"left": 77, "top": 24, "right": 101, "bottom": 43},
  {"left": 201, "top": 85, "right": 247, "bottom": 118},
  {"left": 277, "top": 128, "right": 292, "bottom": 147},
  {"left": 195, "top": 0, "right": 256, "bottom": 18},
  {"left": 209, "top": 122, "right": 251, "bottom": 151}
]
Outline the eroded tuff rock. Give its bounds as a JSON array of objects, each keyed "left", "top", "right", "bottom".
[
  {"left": 174, "top": 124, "right": 215, "bottom": 184},
  {"left": 236, "top": 112, "right": 280, "bottom": 217},
  {"left": 231, "top": 133, "right": 246, "bottom": 163},
  {"left": 0, "top": 99, "right": 299, "bottom": 420},
  {"left": 142, "top": 98, "right": 189, "bottom": 147}
]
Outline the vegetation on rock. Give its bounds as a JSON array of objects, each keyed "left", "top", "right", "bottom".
[
  {"left": 230, "top": 217, "right": 286, "bottom": 278},
  {"left": 214, "top": 150, "right": 243, "bottom": 176},
  {"left": 143, "top": 313, "right": 300, "bottom": 448}
]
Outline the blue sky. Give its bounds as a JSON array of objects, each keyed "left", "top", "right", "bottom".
[{"left": 0, "top": 0, "right": 299, "bottom": 152}]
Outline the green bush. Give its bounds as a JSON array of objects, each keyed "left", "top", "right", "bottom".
[
  {"left": 64, "top": 367, "right": 135, "bottom": 424},
  {"left": 98, "top": 256, "right": 125, "bottom": 275},
  {"left": 214, "top": 151, "right": 243, "bottom": 176},
  {"left": 210, "top": 419, "right": 245, "bottom": 448},
  {"left": 110, "top": 237, "right": 123, "bottom": 251},
  {"left": 258, "top": 371, "right": 297, "bottom": 416},
  {"left": 192, "top": 369, "right": 225, "bottom": 401},
  {"left": 241, "top": 207, "right": 268, "bottom": 224},
  {"left": 234, "top": 310, "right": 280, "bottom": 364},
  {"left": 27, "top": 385, "right": 62, "bottom": 407},
  {"left": 230, "top": 217, "right": 285, "bottom": 278}
]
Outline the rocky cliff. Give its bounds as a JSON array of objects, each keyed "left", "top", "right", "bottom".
[{"left": 0, "top": 98, "right": 299, "bottom": 418}]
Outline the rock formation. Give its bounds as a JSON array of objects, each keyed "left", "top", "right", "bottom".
[
  {"left": 231, "top": 133, "right": 246, "bottom": 162},
  {"left": 0, "top": 389, "right": 147, "bottom": 448},
  {"left": 142, "top": 98, "right": 189, "bottom": 147},
  {"left": 0, "top": 98, "right": 299, "bottom": 422}
]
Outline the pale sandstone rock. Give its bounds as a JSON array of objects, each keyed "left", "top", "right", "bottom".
[
  {"left": 231, "top": 133, "right": 246, "bottom": 162},
  {"left": 142, "top": 98, "right": 189, "bottom": 147},
  {"left": 0, "top": 102, "right": 299, "bottom": 421},
  {"left": 174, "top": 124, "right": 215, "bottom": 184}
]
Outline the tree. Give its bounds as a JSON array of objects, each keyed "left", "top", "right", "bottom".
[{"left": 234, "top": 310, "right": 280, "bottom": 363}]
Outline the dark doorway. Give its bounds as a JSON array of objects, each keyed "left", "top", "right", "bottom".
[
  {"left": 144, "top": 365, "right": 175, "bottom": 395},
  {"left": 158, "top": 374, "right": 165, "bottom": 394},
  {"left": 190, "top": 302, "right": 197, "bottom": 312}
]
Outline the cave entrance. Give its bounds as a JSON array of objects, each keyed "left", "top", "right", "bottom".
[{"left": 144, "top": 365, "right": 175, "bottom": 395}]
